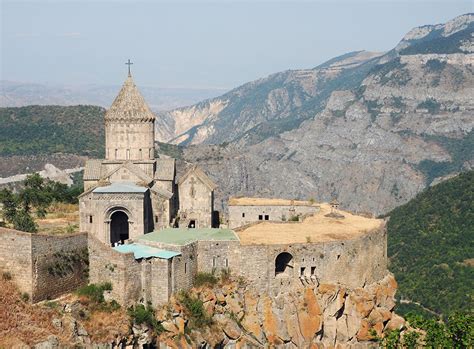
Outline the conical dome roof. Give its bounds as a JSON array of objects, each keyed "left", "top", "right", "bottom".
[{"left": 105, "top": 75, "right": 155, "bottom": 122}]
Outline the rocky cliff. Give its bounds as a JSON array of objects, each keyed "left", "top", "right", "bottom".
[
  {"left": 0, "top": 271, "right": 405, "bottom": 348},
  {"left": 150, "top": 273, "right": 404, "bottom": 348},
  {"left": 161, "top": 14, "right": 473, "bottom": 214}
]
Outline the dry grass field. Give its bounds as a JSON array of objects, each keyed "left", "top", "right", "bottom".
[{"left": 36, "top": 203, "right": 80, "bottom": 235}]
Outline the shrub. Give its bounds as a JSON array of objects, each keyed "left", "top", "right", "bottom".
[
  {"left": 21, "top": 292, "right": 30, "bottom": 302},
  {"left": 77, "top": 282, "right": 112, "bottom": 304},
  {"left": 179, "top": 291, "right": 212, "bottom": 329},
  {"left": 220, "top": 268, "right": 231, "bottom": 283},
  {"left": 128, "top": 303, "right": 164, "bottom": 334},
  {"left": 194, "top": 272, "right": 218, "bottom": 287},
  {"left": 289, "top": 215, "right": 300, "bottom": 222},
  {"left": 2, "top": 271, "right": 12, "bottom": 280}
]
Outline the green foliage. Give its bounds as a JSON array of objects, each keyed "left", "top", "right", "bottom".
[
  {"left": 0, "top": 105, "right": 105, "bottom": 157},
  {"left": 155, "top": 142, "right": 184, "bottom": 159},
  {"left": 128, "top": 303, "right": 164, "bottom": 334},
  {"left": 406, "top": 312, "right": 473, "bottom": 348},
  {"left": 417, "top": 130, "right": 474, "bottom": 185},
  {"left": 0, "top": 173, "right": 83, "bottom": 232},
  {"left": 289, "top": 215, "right": 300, "bottom": 222},
  {"left": 13, "top": 210, "right": 37, "bottom": 233},
  {"left": 387, "top": 171, "right": 474, "bottom": 317},
  {"left": 46, "top": 248, "right": 89, "bottom": 277},
  {"left": 424, "top": 59, "right": 447, "bottom": 72},
  {"left": 179, "top": 290, "right": 212, "bottom": 329},
  {"left": 77, "top": 282, "right": 112, "bottom": 304},
  {"left": 21, "top": 292, "right": 30, "bottom": 302},
  {"left": 417, "top": 98, "right": 440, "bottom": 114},
  {"left": 194, "top": 272, "right": 218, "bottom": 287}
]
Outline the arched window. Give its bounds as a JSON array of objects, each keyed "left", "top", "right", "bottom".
[{"left": 275, "top": 252, "right": 294, "bottom": 277}]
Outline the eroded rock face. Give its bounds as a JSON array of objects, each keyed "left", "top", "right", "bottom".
[{"left": 153, "top": 273, "right": 403, "bottom": 348}]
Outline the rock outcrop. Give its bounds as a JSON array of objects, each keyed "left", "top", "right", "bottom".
[{"left": 152, "top": 273, "right": 403, "bottom": 348}]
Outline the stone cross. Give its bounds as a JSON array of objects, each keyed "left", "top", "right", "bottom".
[
  {"left": 125, "top": 59, "right": 133, "bottom": 76},
  {"left": 189, "top": 177, "right": 196, "bottom": 198}
]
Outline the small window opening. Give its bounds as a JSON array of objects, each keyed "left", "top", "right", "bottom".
[
  {"left": 184, "top": 262, "right": 187, "bottom": 274},
  {"left": 212, "top": 257, "right": 217, "bottom": 268},
  {"left": 264, "top": 215, "right": 269, "bottom": 220},
  {"left": 225, "top": 258, "right": 229, "bottom": 267},
  {"left": 242, "top": 212, "right": 245, "bottom": 218},
  {"left": 155, "top": 215, "right": 159, "bottom": 223},
  {"left": 139, "top": 148, "right": 142, "bottom": 159},
  {"left": 311, "top": 266, "right": 316, "bottom": 275},
  {"left": 126, "top": 149, "right": 130, "bottom": 159},
  {"left": 300, "top": 267, "right": 306, "bottom": 276},
  {"left": 337, "top": 254, "right": 340, "bottom": 260},
  {"left": 115, "top": 149, "right": 118, "bottom": 159},
  {"left": 258, "top": 215, "right": 263, "bottom": 220},
  {"left": 89, "top": 215, "right": 93, "bottom": 223},
  {"left": 188, "top": 220, "right": 196, "bottom": 228}
]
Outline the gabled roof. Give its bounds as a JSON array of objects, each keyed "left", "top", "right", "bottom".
[
  {"left": 105, "top": 75, "right": 155, "bottom": 122},
  {"left": 150, "top": 183, "right": 173, "bottom": 199},
  {"left": 84, "top": 159, "right": 104, "bottom": 180},
  {"left": 155, "top": 158, "right": 176, "bottom": 181},
  {"left": 101, "top": 161, "right": 153, "bottom": 185},
  {"left": 178, "top": 165, "right": 217, "bottom": 191}
]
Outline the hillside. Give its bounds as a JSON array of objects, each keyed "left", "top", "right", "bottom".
[
  {"left": 1, "top": 14, "right": 473, "bottom": 216},
  {"left": 0, "top": 105, "right": 105, "bottom": 157},
  {"left": 387, "top": 170, "right": 474, "bottom": 317},
  {"left": 171, "top": 13, "right": 474, "bottom": 214}
]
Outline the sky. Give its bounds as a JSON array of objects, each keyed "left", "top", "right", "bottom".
[{"left": 1, "top": 0, "right": 472, "bottom": 89}]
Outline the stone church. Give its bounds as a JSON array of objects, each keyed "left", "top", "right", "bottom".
[{"left": 79, "top": 72, "right": 217, "bottom": 246}]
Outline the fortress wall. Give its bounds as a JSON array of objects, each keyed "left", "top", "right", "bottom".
[
  {"left": 197, "top": 240, "right": 242, "bottom": 275},
  {"left": 228, "top": 205, "right": 319, "bottom": 229},
  {"left": 30, "top": 232, "right": 88, "bottom": 302},
  {"left": 88, "top": 234, "right": 142, "bottom": 306},
  {"left": 171, "top": 242, "right": 198, "bottom": 292},
  {"left": 0, "top": 227, "right": 33, "bottom": 296},
  {"left": 235, "top": 227, "right": 387, "bottom": 292}
]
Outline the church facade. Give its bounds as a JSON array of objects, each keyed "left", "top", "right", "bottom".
[{"left": 79, "top": 73, "right": 217, "bottom": 245}]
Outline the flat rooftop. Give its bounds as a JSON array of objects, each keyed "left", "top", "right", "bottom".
[
  {"left": 229, "top": 197, "right": 317, "bottom": 207},
  {"left": 113, "top": 243, "right": 181, "bottom": 260},
  {"left": 138, "top": 228, "right": 238, "bottom": 246},
  {"left": 236, "top": 203, "right": 384, "bottom": 245},
  {"left": 93, "top": 181, "right": 148, "bottom": 194}
]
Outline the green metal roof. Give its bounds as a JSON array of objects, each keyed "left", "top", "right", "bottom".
[
  {"left": 113, "top": 243, "right": 181, "bottom": 260},
  {"left": 93, "top": 182, "right": 148, "bottom": 194},
  {"left": 138, "top": 228, "right": 238, "bottom": 246}
]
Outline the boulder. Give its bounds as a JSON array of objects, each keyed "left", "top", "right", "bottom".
[
  {"left": 162, "top": 320, "right": 179, "bottom": 335},
  {"left": 214, "top": 314, "right": 242, "bottom": 340},
  {"left": 385, "top": 314, "right": 405, "bottom": 331},
  {"left": 298, "top": 288, "right": 322, "bottom": 341}
]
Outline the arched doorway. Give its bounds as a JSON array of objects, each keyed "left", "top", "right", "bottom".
[
  {"left": 110, "top": 211, "right": 129, "bottom": 245},
  {"left": 275, "top": 252, "right": 293, "bottom": 277}
]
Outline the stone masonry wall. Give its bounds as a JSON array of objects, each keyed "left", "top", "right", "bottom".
[
  {"left": 195, "top": 227, "right": 387, "bottom": 293},
  {"left": 0, "top": 227, "right": 33, "bottom": 296},
  {"left": 228, "top": 204, "right": 319, "bottom": 229},
  {"left": 88, "top": 234, "right": 173, "bottom": 307},
  {"left": 0, "top": 228, "right": 88, "bottom": 302},
  {"left": 30, "top": 232, "right": 88, "bottom": 302}
]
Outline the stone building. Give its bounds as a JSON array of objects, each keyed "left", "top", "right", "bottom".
[
  {"left": 177, "top": 165, "right": 217, "bottom": 229},
  {"left": 228, "top": 197, "right": 319, "bottom": 229},
  {"left": 79, "top": 72, "right": 215, "bottom": 246}
]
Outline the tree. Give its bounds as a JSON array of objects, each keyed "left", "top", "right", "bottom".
[
  {"left": 13, "top": 210, "right": 37, "bottom": 233},
  {"left": 19, "top": 173, "right": 52, "bottom": 217},
  {"left": 0, "top": 188, "right": 19, "bottom": 222}
]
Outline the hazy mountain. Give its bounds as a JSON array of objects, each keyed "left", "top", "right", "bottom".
[
  {"left": 0, "top": 81, "right": 227, "bottom": 112},
  {"left": 165, "top": 13, "right": 473, "bottom": 214},
  {"left": 1, "top": 14, "right": 472, "bottom": 216}
]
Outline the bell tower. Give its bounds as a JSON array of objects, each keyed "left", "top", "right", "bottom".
[{"left": 104, "top": 61, "right": 156, "bottom": 175}]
